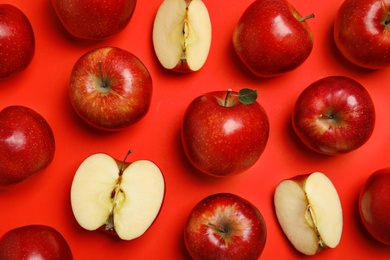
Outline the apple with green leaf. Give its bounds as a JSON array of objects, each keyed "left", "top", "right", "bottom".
[
  {"left": 233, "top": 0, "right": 314, "bottom": 77},
  {"left": 181, "top": 88, "right": 269, "bottom": 177}
]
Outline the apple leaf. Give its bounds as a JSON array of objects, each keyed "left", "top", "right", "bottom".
[{"left": 238, "top": 88, "right": 258, "bottom": 105}]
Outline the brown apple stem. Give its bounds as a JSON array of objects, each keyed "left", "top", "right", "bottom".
[
  {"left": 208, "top": 222, "right": 230, "bottom": 234},
  {"left": 299, "top": 13, "right": 315, "bottom": 22},
  {"left": 224, "top": 89, "right": 233, "bottom": 107},
  {"left": 97, "top": 60, "right": 106, "bottom": 88},
  {"left": 320, "top": 114, "right": 333, "bottom": 120},
  {"left": 384, "top": 12, "right": 390, "bottom": 26},
  {"left": 119, "top": 150, "right": 132, "bottom": 176}
]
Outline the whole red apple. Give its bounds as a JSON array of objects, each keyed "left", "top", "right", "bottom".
[
  {"left": 0, "top": 225, "right": 73, "bottom": 259},
  {"left": 0, "top": 106, "right": 55, "bottom": 187},
  {"left": 184, "top": 193, "right": 267, "bottom": 260},
  {"left": 0, "top": 4, "right": 35, "bottom": 79},
  {"left": 51, "top": 0, "right": 137, "bottom": 40},
  {"left": 334, "top": 0, "right": 390, "bottom": 69},
  {"left": 181, "top": 89, "right": 269, "bottom": 177},
  {"left": 359, "top": 168, "right": 390, "bottom": 245},
  {"left": 232, "top": 0, "right": 314, "bottom": 77},
  {"left": 69, "top": 47, "right": 153, "bottom": 131},
  {"left": 292, "top": 76, "right": 375, "bottom": 155}
]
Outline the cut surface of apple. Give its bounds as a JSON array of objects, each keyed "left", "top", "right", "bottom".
[
  {"left": 152, "top": 0, "right": 212, "bottom": 72},
  {"left": 274, "top": 172, "right": 343, "bottom": 255},
  {"left": 70, "top": 153, "right": 165, "bottom": 240}
]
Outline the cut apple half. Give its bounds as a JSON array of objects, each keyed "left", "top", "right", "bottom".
[
  {"left": 152, "top": 0, "right": 212, "bottom": 72},
  {"left": 70, "top": 153, "right": 165, "bottom": 240},
  {"left": 274, "top": 172, "right": 343, "bottom": 255}
]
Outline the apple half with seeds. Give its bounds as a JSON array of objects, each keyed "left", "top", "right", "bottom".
[
  {"left": 274, "top": 172, "right": 343, "bottom": 255},
  {"left": 70, "top": 152, "right": 165, "bottom": 240},
  {"left": 152, "top": 0, "right": 212, "bottom": 72}
]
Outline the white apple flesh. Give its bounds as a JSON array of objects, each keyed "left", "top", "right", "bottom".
[
  {"left": 152, "top": 0, "right": 212, "bottom": 72},
  {"left": 70, "top": 153, "right": 165, "bottom": 240},
  {"left": 274, "top": 172, "right": 343, "bottom": 255}
]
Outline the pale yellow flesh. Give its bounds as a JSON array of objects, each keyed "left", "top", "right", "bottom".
[
  {"left": 274, "top": 172, "right": 343, "bottom": 255},
  {"left": 70, "top": 153, "right": 165, "bottom": 240},
  {"left": 152, "top": 0, "right": 212, "bottom": 71}
]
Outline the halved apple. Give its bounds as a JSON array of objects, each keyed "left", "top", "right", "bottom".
[
  {"left": 274, "top": 172, "right": 343, "bottom": 255},
  {"left": 70, "top": 152, "right": 165, "bottom": 240},
  {"left": 152, "top": 0, "right": 212, "bottom": 72}
]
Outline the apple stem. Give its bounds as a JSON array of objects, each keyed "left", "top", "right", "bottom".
[
  {"left": 320, "top": 114, "right": 333, "bottom": 120},
  {"left": 384, "top": 12, "right": 390, "bottom": 26},
  {"left": 208, "top": 222, "right": 230, "bottom": 234},
  {"left": 98, "top": 60, "right": 109, "bottom": 89},
  {"left": 299, "top": 13, "right": 315, "bottom": 22},
  {"left": 119, "top": 150, "right": 132, "bottom": 176},
  {"left": 224, "top": 89, "right": 233, "bottom": 107}
]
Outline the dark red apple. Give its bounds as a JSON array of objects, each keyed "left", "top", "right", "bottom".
[
  {"left": 359, "top": 168, "right": 390, "bottom": 245},
  {"left": 0, "top": 4, "right": 35, "bottom": 79},
  {"left": 184, "top": 193, "right": 267, "bottom": 260},
  {"left": 51, "top": 0, "right": 137, "bottom": 40},
  {"left": 232, "top": 0, "right": 314, "bottom": 77},
  {"left": 181, "top": 89, "right": 269, "bottom": 177},
  {"left": 334, "top": 0, "right": 390, "bottom": 69},
  {"left": 292, "top": 76, "right": 375, "bottom": 155},
  {"left": 0, "top": 225, "right": 73, "bottom": 259},
  {"left": 69, "top": 46, "right": 153, "bottom": 131},
  {"left": 0, "top": 106, "right": 55, "bottom": 187}
]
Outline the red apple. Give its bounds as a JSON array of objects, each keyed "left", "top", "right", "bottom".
[
  {"left": 359, "top": 168, "right": 390, "bottom": 245},
  {"left": 232, "top": 0, "right": 314, "bottom": 77},
  {"left": 292, "top": 76, "right": 375, "bottom": 155},
  {"left": 69, "top": 46, "right": 153, "bottom": 131},
  {"left": 0, "top": 106, "right": 55, "bottom": 187},
  {"left": 181, "top": 89, "right": 269, "bottom": 177},
  {"left": 334, "top": 0, "right": 390, "bottom": 69},
  {"left": 274, "top": 172, "right": 343, "bottom": 255},
  {"left": 0, "top": 225, "right": 73, "bottom": 259},
  {"left": 0, "top": 4, "right": 35, "bottom": 79},
  {"left": 184, "top": 193, "right": 267, "bottom": 260},
  {"left": 70, "top": 151, "right": 165, "bottom": 240},
  {"left": 51, "top": 0, "right": 137, "bottom": 40}
]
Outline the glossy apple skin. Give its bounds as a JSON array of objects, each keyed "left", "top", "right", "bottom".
[
  {"left": 0, "top": 225, "right": 73, "bottom": 259},
  {"left": 359, "top": 168, "right": 390, "bottom": 245},
  {"left": 51, "top": 0, "right": 136, "bottom": 40},
  {"left": 292, "top": 76, "right": 375, "bottom": 155},
  {"left": 0, "top": 106, "right": 55, "bottom": 187},
  {"left": 184, "top": 193, "right": 267, "bottom": 260},
  {"left": 0, "top": 4, "right": 35, "bottom": 79},
  {"left": 334, "top": 0, "right": 390, "bottom": 69},
  {"left": 69, "top": 47, "right": 153, "bottom": 131},
  {"left": 233, "top": 0, "right": 313, "bottom": 77},
  {"left": 181, "top": 90, "right": 269, "bottom": 177}
]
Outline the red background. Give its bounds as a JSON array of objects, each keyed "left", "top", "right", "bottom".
[{"left": 2, "top": 0, "right": 390, "bottom": 259}]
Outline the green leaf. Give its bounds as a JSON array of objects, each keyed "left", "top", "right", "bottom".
[{"left": 238, "top": 88, "right": 258, "bottom": 105}]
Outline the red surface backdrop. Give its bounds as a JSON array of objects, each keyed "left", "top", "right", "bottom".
[{"left": 2, "top": 0, "right": 390, "bottom": 259}]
